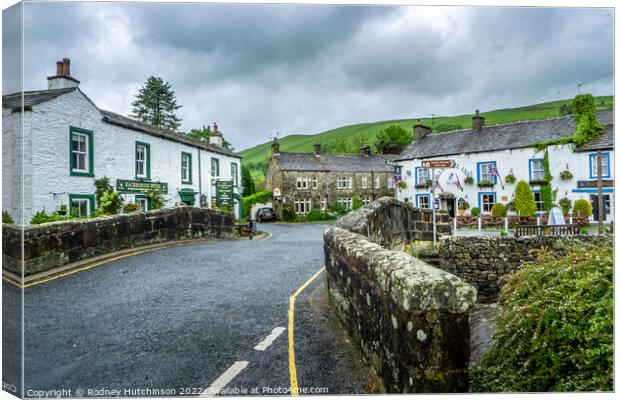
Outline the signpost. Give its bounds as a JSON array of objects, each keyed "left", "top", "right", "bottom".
[
  {"left": 215, "top": 180, "right": 234, "bottom": 207},
  {"left": 422, "top": 160, "right": 456, "bottom": 248}
]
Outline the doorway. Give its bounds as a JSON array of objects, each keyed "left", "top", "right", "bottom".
[{"left": 590, "top": 194, "right": 611, "bottom": 221}]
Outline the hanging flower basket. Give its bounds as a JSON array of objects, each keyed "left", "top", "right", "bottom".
[
  {"left": 559, "top": 170, "right": 573, "bottom": 180},
  {"left": 505, "top": 174, "right": 516, "bottom": 184},
  {"left": 464, "top": 176, "right": 474, "bottom": 185}
]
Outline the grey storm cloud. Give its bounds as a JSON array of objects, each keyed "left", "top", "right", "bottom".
[{"left": 3, "top": 2, "right": 614, "bottom": 150}]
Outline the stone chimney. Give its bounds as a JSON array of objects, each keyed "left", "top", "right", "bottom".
[
  {"left": 472, "top": 110, "right": 485, "bottom": 129},
  {"left": 314, "top": 142, "right": 321, "bottom": 156},
  {"left": 359, "top": 142, "right": 371, "bottom": 157},
  {"left": 413, "top": 119, "right": 432, "bottom": 141},
  {"left": 209, "top": 122, "right": 223, "bottom": 146},
  {"left": 271, "top": 136, "right": 280, "bottom": 155},
  {"left": 47, "top": 58, "right": 80, "bottom": 90}
]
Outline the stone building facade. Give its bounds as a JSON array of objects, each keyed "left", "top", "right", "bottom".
[
  {"left": 265, "top": 138, "right": 396, "bottom": 218},
  {"left": 2, "top": 58, "right": 242, "bottom": 224}
]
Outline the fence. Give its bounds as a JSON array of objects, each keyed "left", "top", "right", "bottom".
[
  {"left": 514, "top": 224, "right": 580, "bottom": 238},
  {"left": 453, "top": 214, "right": 589, "bottom": 230}
]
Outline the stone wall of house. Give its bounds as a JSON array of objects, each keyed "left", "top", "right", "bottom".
[
  {"left": 437, "top": 235, "right": 612, "bottom": 301},
  {"left": 324, "top": 197, "right": 476, "bottom": 393},
  {"left": 2, "top": 206, "right": 234, "bottom": 276}
]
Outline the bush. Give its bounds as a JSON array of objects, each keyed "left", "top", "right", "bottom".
[
  {"left": 352, "top": 194, "right": 363, "bottom": 210},
  {"left": 97, "top": 190, "right": 124, "bottom": 215},
  {"left": 307, "top": 209, "right": 335, "bottom": 221},
  {"left": 2, "top": 210, "right": 14, "bottom": 224},
  {"left": 281, "top": 204, "right": 296, "bottom": 222},
  {"left": 328, "top": 203, "right": 348, "bottom": 217},
  {"left": 573, "top": 199, "right": 592, "bottom": 217},
  {"left": 491, "top": 203, "right": 507, "bottom": 217},
  {"left": 241, "top": 190, "right": 272, "bottom": 219},
  {"left": 123, "top": 203, "right": 139, "bottom": 213},
  {"left": 514, "top": 180, "right": 537, "bottom": 217},
  {"left": 471, "top": 243, "right": 613, "bottom": 392},
  {"left": 30, "top": 210, "right": 75, "bottom": 225},
  {"left": 471, "top": 207, "right": 481, "bottom": 217},
  {"left": 94, "top": 176, "right": 113, "bottom": 205},
  {"left": 145, "top": 186, "right": 165, "bottom": 210}
]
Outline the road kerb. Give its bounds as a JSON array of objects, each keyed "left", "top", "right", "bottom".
[{"left": 288, "top": 267, "right": 326, "bottom": 396}]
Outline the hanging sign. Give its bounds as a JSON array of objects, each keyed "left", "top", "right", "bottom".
[{"left": 216, "top": 180, "right": 234, "bottom": 207}]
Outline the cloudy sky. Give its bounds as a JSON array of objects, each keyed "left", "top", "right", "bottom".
[{"left": 2, "top": 1, "right": 614, "bottom": 150}]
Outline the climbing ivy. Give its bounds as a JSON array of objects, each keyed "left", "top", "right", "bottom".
[
  {"left": 531, "top": 94, "right": 604, "bottom": 150},
  {"left": 540, "top": 150, "right": 556, "bottom": 211}
]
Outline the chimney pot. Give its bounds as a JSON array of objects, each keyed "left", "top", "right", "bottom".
[
  {"left": 62, "top": 58, "right": 71, "bottom": 76},
  {"left": 271, "top": 137, "right": 280, "bottom": 155},
  {"left": 472, "top": 110, "right": 485, "bottom": 129},
  {"left": 314, "top": 142, "right": 321, "bottom": 156},
  {"left": 413, "top": 121, "right": 432, "bottom": 141},
  {"left": 213, "top": 122, "right": 219, "bottom": 134},
  {"left": 56, "top": 61, "right": 64, "bottom": 76}
]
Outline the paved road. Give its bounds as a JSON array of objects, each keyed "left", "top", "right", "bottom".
[{"left": 3, "top": 223, "right": 370, "bottom": 397}]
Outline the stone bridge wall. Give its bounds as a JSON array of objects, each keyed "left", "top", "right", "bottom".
[
  {"left": 2, "top": 206, "right": 234, "bottom": 276},
  {"left": 324, "top": 197, "right": 476, "bottom": 393},
  {"left": 438, "top": 235, "right": 612, "bottom": 301}
]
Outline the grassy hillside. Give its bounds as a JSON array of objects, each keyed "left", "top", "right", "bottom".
[{"left": 241, "top": 96, "right": 613, "bottom": 187}]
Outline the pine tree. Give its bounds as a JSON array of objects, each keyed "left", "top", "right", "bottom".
[
  {"left": 130, "top": 76, "right": 182, "bottom": 131},
  {"left": 514, "top": 180, "right": 537, "bottom": 217}
]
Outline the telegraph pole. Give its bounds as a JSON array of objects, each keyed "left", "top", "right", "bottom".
[
  {"left": 431, "top": 167, "right": 436, "bottom": 248},
  {"left": 597, "top": 152, "right": 604, "bottom": 234}
]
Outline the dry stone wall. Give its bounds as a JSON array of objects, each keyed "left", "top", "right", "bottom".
[
  {"left": 324, "top": 197, "right": 476, "bottom": 393},
  {"left": 2, "top": 206, "right": 234, "bottom": 276}
]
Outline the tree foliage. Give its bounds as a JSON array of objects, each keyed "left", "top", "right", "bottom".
[
  {"left": 514, "top": 180, "right": 537, "bottom": 217},
  {"left": 186, "top": 125, "right": 233, "bottom": 150},
  {"left": 241, "top": 165, "right": 256, "bottom": 197},
  {"left": 570, "top": 94, "right": 604, "bottom": 146},
  {"left": 471, "top": 243, "right": 613, "bottom": 392},
  {"left": 130, "top": 76, "right": 182, "bottom": 131},
  {"left": 241, "top": 190, "right": 271, "bottom": 219},
  {"left": 374, "top": 125, "right": 412, "bottom": 154},
  {"left": 540, "top": 150, "right": 556, "bottom": 212},
  {"left": 2, "top": 210, "right": 14, "bottom": 224},
  {"left": 145, "top": 186, "right": 165, "bottom": 210},
  {"left": 491, "top": 203, "right": 507, "bottom": 217}
]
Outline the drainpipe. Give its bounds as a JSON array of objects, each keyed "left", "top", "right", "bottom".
[{"left": 198, "top": 150, "right": 202, "bottom": 206}]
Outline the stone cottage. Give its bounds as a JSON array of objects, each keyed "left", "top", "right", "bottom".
[{"left": 265, "top": 137, "right": 396, "bottom": 218}]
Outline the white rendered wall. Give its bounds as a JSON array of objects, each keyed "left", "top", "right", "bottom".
[
  {"left": 12, "top": 89, "right": 241, "bottom": 224},
  {"left": 396, "top": 143, "right": 614, "bottom": 222}
]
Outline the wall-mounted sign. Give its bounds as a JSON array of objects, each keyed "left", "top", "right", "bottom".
[
  {"left": 216, "top": 180, "right": 234, "bottom": 207},
  {"left": 273, "top": 188, "right": 282, "bottom": 197},
  {"left": 116, "top": 179, "right": 168, "bottom": 194},
  {"left": 577, "top": 180, "right": 614, "bottom": 189},
  {"left": 422, "top": 159, "right": 456, "bottom": 169}
]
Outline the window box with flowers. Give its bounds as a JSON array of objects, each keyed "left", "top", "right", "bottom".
[
  {"left": 414, "top": 179, "right": 433, "bottom": 189},
  {"left": 477, "top": 179, "right": 495, "bottom": 188},
  {"left": 528, "top": 179, "right": 548, "bottom": 186}
]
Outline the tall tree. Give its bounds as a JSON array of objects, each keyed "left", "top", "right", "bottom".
[
  {"left": 374, "top": 125, "right": 412, "bottom": 154},
  {"left": 130, "top": 76, "right": 182, "bottom": 131},
  {"left": 186, "top": 125, "right": 233, "bottom": 150},
  {"left": 241, "top": 165, "right": 255, "bottom": 197}
]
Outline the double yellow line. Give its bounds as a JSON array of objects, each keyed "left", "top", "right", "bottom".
[{"left": 288, "top": 266, "right": 325, "bottom": 396}]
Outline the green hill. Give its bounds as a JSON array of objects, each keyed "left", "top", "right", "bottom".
[{"left": 240, "top": 96, "right": 613, "bottom": 188}]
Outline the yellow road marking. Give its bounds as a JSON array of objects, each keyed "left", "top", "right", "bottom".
[{"left": 288, "top": 267, "right": 325, "bottom": 396}]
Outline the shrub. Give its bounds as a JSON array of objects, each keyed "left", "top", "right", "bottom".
[
  {"left": 514, "top": 180, "right": 537, "bottom": 217},
  {"left": 471, "top": 244, "right": 613, "bottom": 392},
  {"left": 458, "top": 201, "right": 470, "bottom": 211},
  {"left": 241, "top": 190, "right": 272, "bottom": 219},
  {"left": 471, "top": 207, "right": 481, "bottom": 217},
  {"left": 464, "top": 176, "right": 474, "bottom": 185},
  {"left": 307, "top": 209, "right": 334, "bottom": 221},
  {"left": 145, "top": 186, "right": 165, "bottom": 210},
  {"left": 123, "top": 203, "right": 139, "bottom": 213},
  {"left": 281, "top": 204, "right": 296, "bottom": 222},
  {"left": 573, "top": 199, "right": 592, "bottom": 217},
  {"left": 352, "top": 194, "right": 363, "bottom": 210},
  {"left": 97, "top": 190, "right": 124, "bottom": 215},
  {"left": 2, "top": 210, "right": 14, "bottom": 224},
  {"left": 491, "top": 203, "right": 507, "bottom": 217},
  {"left": 504, "top": 174, "right": 516, "bottom": 184},
  {"left": 328, "top": 203, "right": 348, "bottom": 217},
  {"left": 94, "top": 176, "right": 113, "bottom": 205},
  {"left": 30, "top": 210, "right": 75, "bottom": 225}
]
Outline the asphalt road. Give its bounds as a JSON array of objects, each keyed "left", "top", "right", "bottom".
[{"left": 3, "top": 223, "right": 370, "bottom": 397}]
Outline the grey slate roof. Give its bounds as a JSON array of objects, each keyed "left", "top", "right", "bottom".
[
  {"left": 575, "top": 119, "right": 614, "bottom": 152},
  {"left": 99, "top": 110, "right": 239, "bottom": 158},
  {"left": 2, "top": 87, "right": 77, "bottom": 109},
  {"left": 273, "top": 152, "right": 393, "bottom": 172},
  {"left": 396, "top": 109, "right": 614, "bottom": 160},
  {"left": 2, "top": 88, "right": 239, "bottom": 158}
]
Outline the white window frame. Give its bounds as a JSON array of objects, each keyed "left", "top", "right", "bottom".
[
  {"left": 181, "top": 154, "right": 191, "bottom": 182},
  {"left": 480, "top": 193, "right": 496, "bottom": 213},
  {"left": 417, "top": 167, "right": 430, "bottom": 185},
  {"left": 320, "top": 198, "right": 327, "bottom": 211},
  {"left": 362, "top": 196, "right": 371, "bottom": 206},
  {"left": 136, "top": 197, "right": 148, "bottom": 212},
  {"left": 479, "top": 162, "right": 495, "bottom": 182},
  {"left": 374, "top": 176, "right": 380, "bottom": 189},
  {"left": 533, "top": 192, "right": 544, "bottom": 212},
  {"left": 530, "top": 159, "right": 545, "bottom": 181},
  {"left": 294, "top": 198, "right": 312, "bottom": 214},
  {"left": 136, "top": 144, "right": 147, "bottom": 178},
  {"left": 312, "top": 177, "right": 318, "bottom": 189},
  {"left": 71, "top": 198, "right": 90, "bottom": 218},
  {"left": 296, "top": 177, "right": 303, "bottom": 189},
  {"left": 361, "top": 176, "right": 368, "bottom": 189},
  {"left": 71, "top": 132, "right": 89, "bottom": 172},
  {"left": 417, "top": 195, "right": 430, "bottom": 209}
]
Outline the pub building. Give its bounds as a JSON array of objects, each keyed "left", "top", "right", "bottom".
[
  {"left": 395, "top": 109, "right": 614, "bottom": 222},
  {"left": 2, "top": 58, "right": 242, "bottom": 225}
]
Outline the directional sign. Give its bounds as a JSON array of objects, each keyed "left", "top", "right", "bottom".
[{"left": 421, "top": 159, "right": 456, "bottom": 169}]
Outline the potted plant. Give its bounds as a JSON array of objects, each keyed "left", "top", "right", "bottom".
[
  {"left": 457, "top": 200, "right": 470, "bottom": 216},
  {"left": 559, "top": 170, "right": 573, "bottom": 180},
  {"left": 559, "top": 197, "right": 572, "bottom": 215},
  {"left": 57, "top": 204, "right": 68, "bottom": 216},
  {"left": 464, "top": 176, "right": 474, "bottom": 185},
  {"left": 505, "top": 174, "right": 516, "bottom": 184}
]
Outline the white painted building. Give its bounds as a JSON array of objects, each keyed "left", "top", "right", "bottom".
[
  {"left": 395, "top": 109, "right": 614, "bottom": 222},
  {"left": 2, "top": 58, "right": 242, "bottom": 225}
]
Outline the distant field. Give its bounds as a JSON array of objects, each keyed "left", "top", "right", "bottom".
[{"left": 240, "top": 95, "right": 613, "bottom": 186}]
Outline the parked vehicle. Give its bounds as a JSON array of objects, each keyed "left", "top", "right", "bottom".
[{"left": 255, "top": 207, "right": 276, "bottom": 222}]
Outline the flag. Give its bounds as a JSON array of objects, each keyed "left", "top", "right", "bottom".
[
  {"left": 433, "top": 171, "right": 443, "bottom": 192},
  {"left": 489, "top": 164, "right": 504, "bottom": 189},
  {"left": 454, "top": 173, "right": 464, "bottom": 192}
]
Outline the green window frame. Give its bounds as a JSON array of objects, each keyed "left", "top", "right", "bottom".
[
  {"left": 68, "top": 194, "right": 95, "bottom": 218},
  {"left": 69, "top": 126, "right": 94, "bottom": 177},
  {"left": 231, "top": 162, "right": 238, "bottom": 187},
  {"left": 135, "top": 141, "right": 151, "bottom": 180},
  {"left": 181, "top": 152, "right": 193, "bottom": 184},
  {"left": 211, "top": 157, "right": 220, "bottom": 177},
  {"left": 135, "top": 194, "right": 150, "bottom": 212}
]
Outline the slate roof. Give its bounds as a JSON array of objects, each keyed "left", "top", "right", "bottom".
[
  {"left": 99, "top": 110, "right": 239, "bottom": 158},
  {"left": 2, "top": 88, "right": 239, "bottom": 158},
  {"left": 2, "top": 87, "right": 78, "bottom": 109},
  {"left": 396, "top": 109, "right": 614, "bottom": 160},
  {"left": 273, "top": 152, "right": 393, "bottom": 172}
]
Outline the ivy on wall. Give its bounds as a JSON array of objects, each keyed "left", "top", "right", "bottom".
[{"left": 540, "top": 150, "right": 557, "bottom": 212}]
